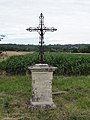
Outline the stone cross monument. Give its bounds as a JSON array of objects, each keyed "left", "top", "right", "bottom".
[{"left": 26, "top": 13, "right": 57, "bottom": 109}]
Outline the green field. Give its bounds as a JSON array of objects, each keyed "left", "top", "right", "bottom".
[
  {"left": 0, "top": 75, "right": 90, "bottom": 120},
  {"left": 0, "top": 52, "right": 90, "bottom": 76}
]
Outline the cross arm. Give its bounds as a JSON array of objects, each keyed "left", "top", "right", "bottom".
[
  {"left": 26, "top": 27, "right": 39, "bottom": 32},
  {"left": 43, "top": 27, "right": 57, "bottom": 32}
]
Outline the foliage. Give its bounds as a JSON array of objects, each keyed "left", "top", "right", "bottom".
[
  {"left": 0, "top": 51, "right": 2, "bottom": 54},
  {"left": 0, "top": 75, "right": 90, "bottom": 120},
  {"left": 0, "top": 44, "right": 39, "bottom": 52},
  {"left": 79, "top": 46, "right": 90, "bottom": 53},
  {"left": 0, "top": 43, "right": 90, "bottom": 53},
  {"left": 0, "top": 53, "right": 38, "bottom": 75},
  {"left": 45, "top": 53, "right": 90, "bottom": 76},
  {"left": 0, "top": 52, "right": 90, "bottom": 76}
]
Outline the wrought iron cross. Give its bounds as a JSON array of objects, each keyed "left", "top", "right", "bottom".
[{"left": 26, "top": 13, "right": 57, "bottom": 63}]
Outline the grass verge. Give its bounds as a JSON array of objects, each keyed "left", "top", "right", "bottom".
[{"left": 0, "top": 75, "right": 90, "bottom": 120}]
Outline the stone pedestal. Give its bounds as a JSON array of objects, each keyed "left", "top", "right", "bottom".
[{"left": 28, "top": 64, "right": 57, "bottom": 109}]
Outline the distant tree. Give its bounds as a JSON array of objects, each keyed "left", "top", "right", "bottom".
[
  {"left": 79, "top": 46, "right": 90, "bottom": 53},
  {"left": 71, "top": 48, "right": 78, "bottom": 53},
  {"left": 0, "top": 35, "right": 5, "bottom": 53},
  {"left": 0, "top": 35, "right": 5, "bottom": 41}
]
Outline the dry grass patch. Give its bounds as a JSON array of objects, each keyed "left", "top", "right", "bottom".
[{"left": 0, "top": 51, "right": 33, "bottom": 62}]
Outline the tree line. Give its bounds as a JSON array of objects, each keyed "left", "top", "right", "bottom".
[{"left": 0, "top": 44, "right": 90, "bottom": 53}]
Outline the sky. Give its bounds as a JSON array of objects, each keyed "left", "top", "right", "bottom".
[{"left": 0, "top": 0, "right": 90, "bottom": 45}]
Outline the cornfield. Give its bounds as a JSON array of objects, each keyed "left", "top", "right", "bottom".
[{"left": 0, "top": 52, "right": 90, "bottom": 75}]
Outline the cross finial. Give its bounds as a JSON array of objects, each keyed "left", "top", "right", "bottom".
[{"left": 40, "top": 13, "right": 43, "bottom": 17}]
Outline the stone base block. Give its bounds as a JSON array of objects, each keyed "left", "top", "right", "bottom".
[
  {"left": 28, "top": 64, "right": 57, "bottom": 110},
  {"left": 29, "top": 101, "right": 56, "bottom": 110}
]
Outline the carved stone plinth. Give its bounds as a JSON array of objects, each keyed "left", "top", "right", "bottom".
[{"left": 28, "top": 64, "right": 57, "bottom": 109}]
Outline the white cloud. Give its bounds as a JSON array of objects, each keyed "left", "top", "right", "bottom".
[{"left": 0, "top": 0, "right": 90, "bottom": 44}]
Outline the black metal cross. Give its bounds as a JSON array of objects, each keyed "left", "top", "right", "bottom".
[{"left": 26, "top": 13, "right": 57, "bottom": 63}]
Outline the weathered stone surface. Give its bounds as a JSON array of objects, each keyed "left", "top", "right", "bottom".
[{"left": 28, "top": 64, "right": 57, "bottom": 109}]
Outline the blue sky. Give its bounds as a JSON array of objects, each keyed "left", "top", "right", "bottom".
[{"left": 0, "top": 0, "right": 90, "bottom": 45}]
